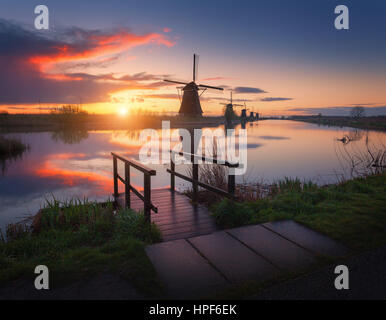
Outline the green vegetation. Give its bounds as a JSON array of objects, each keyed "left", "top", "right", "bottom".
[
  {"left": 0, "top": 136, "right": 28, "bottom": 157},
  {"left": 0, "top": 111, "right": 8, "bottom": 121},
  {"left": 212, "top": 173, "right": 386, "bottom": 251},
  {"left": 0, "top": 198, "right": 162, "bottom": 296}
]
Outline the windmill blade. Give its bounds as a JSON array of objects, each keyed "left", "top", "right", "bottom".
[
  {"left": 164, "top": 79, "right": 189, "bottom": 85},
  {"left": 232, "top": 104, "right": 244, "bottom": 107},
  {"left": 198, "top": 84, "right": 224, "bottom": 91},
  {"left": 193, "top": 53, "right": 199, "bottom": 82}
]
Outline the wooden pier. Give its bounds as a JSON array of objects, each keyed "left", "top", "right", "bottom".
[
  {"left": 111, "top": 151, "right": 238, "bottom": 242},
  {"left": 116, "top": 189, "right": 218, "bottom": 241}
]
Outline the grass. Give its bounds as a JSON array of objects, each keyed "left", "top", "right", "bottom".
[
  {"left": 0, "top": 198, "right": 162, "bottom": 296},
  {"left": 212, "top": 172, "right": 386, "bottom": 251}
]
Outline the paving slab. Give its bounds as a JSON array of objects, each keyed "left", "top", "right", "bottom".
[
  {"left": 189, "top": 231, "right": 279, "bottom": 283},
  {"left": 263, "top": 220, "right": 349, "bottom": 257},
  {"left": 145, "top": 239, "right": 228, "bottom": 298},
  {"left": 228, "top": 225, "right": 315, "bottom": 271}
]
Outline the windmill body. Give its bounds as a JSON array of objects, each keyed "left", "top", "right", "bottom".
[
  {"left": 165, "top": 54, "right": 223, "bottom": 117},
  {"left": 179, "top": 82, "right": 203, "bottom": 116},
  {"left": 221, "top": 91, "right": 243, "bottom": 123}
]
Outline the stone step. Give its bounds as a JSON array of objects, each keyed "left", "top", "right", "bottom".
[
  {"left": 263, "top": 220, "right": 349, "bottom": 257},
  {"left": 189, "top": 231, "right": 279, "bottom": 283}
]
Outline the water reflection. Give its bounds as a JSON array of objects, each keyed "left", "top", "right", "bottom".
[
  {"left": 51, "top": 128, "right": 89, "bottom": 144},
  {"left": 0, "top": 136, "right": 29, "bottom": 175},
  {"left": 337, "top": 129, "right": 364, "bottom": 145},
  {"left": 0, "top": 120, "right": 385, "bottom": 229}
]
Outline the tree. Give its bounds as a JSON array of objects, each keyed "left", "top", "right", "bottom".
[{"left": 350, "top": 106, "right": 365, "bottom": 119}]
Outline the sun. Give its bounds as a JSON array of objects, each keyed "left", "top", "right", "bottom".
[{"left": 118, "top": 107, "right": 128, "bottom": 116}]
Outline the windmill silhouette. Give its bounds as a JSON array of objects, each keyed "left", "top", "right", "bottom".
[
  {"left": 240, "top": 100, "right": 249, "bottom": 119},
  {"left": 221, "top": 91, "right": 243, "bottom": 123},
  {"left": 220, "top": 91, "right": 244, "bottom": 111},
  {"left": 164, "top": 54, "right": 223, "bottom": 117}
]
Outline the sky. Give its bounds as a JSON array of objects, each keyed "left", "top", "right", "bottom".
[{"left": 0, "top": 0, "right": 386, "bottom": 116}]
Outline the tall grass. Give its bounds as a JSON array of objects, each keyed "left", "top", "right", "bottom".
[
  {"left": 212, "top": 172, "right": 386, "bottom": 251},
  {"left": 0, "top": 197, "right": 162, "bottom": 295}
]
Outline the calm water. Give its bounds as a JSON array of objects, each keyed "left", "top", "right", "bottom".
[{"left": 1, "top": 120, "right": 385, "bottom": 229}]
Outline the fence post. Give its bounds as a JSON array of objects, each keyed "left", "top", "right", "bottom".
[
  {"left": 144, "top": 173, "right": 151, "bottom": 224},
  {"left": 228, "top": 172, "right": 235, "bottom": 198},
  {"left": 170, "top": 151, "right": 175, "bottom": 192},
  {"left": 192, "top": 162, "right": 198, "bottom": 202},
  {"left": 125, "top": 163, "right": 130, "bottom": 209},
  {"left": 113, "top": 155, "right": 119, "bottom": 198}
]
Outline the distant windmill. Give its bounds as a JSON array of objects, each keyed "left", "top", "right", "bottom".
[
  {"left": 240, "top": 101, "right": 249, "bottom": 119},
  {"left": 220, "top": 91, "right": 244, "bottom": 111},
  {"left": 164, "top": 54, "right": 223, "bottom": 117},
  {"left": 221, "top": 91, "right": 243, "bottom": 123}
]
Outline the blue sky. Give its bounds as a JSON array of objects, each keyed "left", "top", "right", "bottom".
[{"left": 1, "top": 0, "right": 385, "bottom": 115}]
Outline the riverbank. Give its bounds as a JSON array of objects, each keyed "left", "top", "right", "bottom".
[
  {"left": 289, "top": 115, "right": 386, "bottom": 131},
  {"left": 212, "top": 172, "right": 386, "bottom": 252},
  {"left": 0, "top": 113, "right": 228, "bottom": 133},
  {"left": 0, "top": 199, "right": 163, "bottom": 297},
  {"left": 1, "top": 173, "right": 385, "bottom": 299}
]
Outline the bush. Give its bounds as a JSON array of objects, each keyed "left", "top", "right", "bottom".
[{"left": 212, "top": 198, "right": 253, "bottom": 228}]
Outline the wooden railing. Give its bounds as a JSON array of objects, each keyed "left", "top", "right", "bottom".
[
  {"left": 111, "top": 152, "right": 157, "bottom": 223},
  {"left": 167, "top": 150, "right": 239, "bottom": 201}
]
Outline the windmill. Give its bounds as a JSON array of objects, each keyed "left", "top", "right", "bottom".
[
  {"left": 240, "top": 100, "right": 249, "bottom": 119},
  {"left": 164, "top": 54, "right": 223, "bottom": 117},
  {"left": 220, "top": 91, "right": 244, "bottom": 111},
  {"left": 220, "top": 91, "right": 243, "bottom": 123}
]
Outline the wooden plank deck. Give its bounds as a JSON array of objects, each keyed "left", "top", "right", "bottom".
[{"left": 116, "top": 188, "right": 218, "bottom": 242}]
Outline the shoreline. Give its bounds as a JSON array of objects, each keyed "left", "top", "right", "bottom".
[
  {"left": 288, "top": 116, "right": 386, "bottom": 132},
  {"left": 0, "top": 114, "right": 252, "bottom": 133}
]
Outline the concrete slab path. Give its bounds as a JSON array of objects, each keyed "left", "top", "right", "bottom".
[{"left": 145, "top": 220, "right": 349, "bottom": 298}]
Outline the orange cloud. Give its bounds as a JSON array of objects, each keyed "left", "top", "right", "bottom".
[{"left": 29, "top": 31, "right": 175, "bottom": 67}]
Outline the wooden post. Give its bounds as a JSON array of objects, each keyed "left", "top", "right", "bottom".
[
  {"left": 170, "top": 152, "right": 175, "bottom": 192},
  {"left": 144, "top": 173, "right": 151, "bottom": 224},
  {"left": 125, "top": 163, "right": 130, "bottom": 209},
  {"left": 191, "top": 128, "right": 198, "bottom": 202},
  {"left": 113, "top": 155, "right": 118, "bottom": 198},
  {"left": 228, "top": 172, "right": 235, "bottom": 198},
  {"left": 192, "top": 162, "right": 198, "bottom": 202}
]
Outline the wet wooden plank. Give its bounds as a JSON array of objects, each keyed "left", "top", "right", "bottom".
[{"left": 116, "top": 188, "right": 218, "bottom": 241}]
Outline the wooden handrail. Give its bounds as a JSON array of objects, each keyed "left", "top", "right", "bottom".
[
  {"left": 167, "top": 169, "right": 233, "bottom": 198},
  {"left": 170, "top": 150, "right": 239, "bottom": 168},
  {"left": 169, "top": 150, "right": 237, "bottom": 200},
  {"left": 112, "top": 153, "right": 157, "bottom": 223},
  {"left": 111, "top": 152, "right": 156, "bottom": 176}
]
